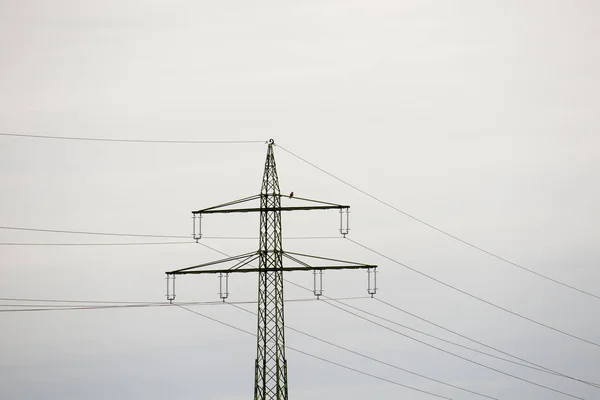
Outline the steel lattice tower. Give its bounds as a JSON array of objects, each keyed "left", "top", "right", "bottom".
[
  {"left": 165, "top": 139, "right": 377, "bottom": 400},
  {"left": 255, "top": 143, "right": 288, "bottom": 399}
]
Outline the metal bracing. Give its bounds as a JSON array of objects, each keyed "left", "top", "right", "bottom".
[{"left": 165, "top": 139, "right": 377, "bottom": 399}]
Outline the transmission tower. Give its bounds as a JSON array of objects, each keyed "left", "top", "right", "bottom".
[{"left": 165, "top": 139, "right": 377, "bottom": 400}]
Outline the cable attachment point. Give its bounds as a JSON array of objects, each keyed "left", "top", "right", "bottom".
[
  {"left": 219, "top": 272, "right": 229, "bottom": 302},
  {"left": 192, "top": 213, "right": 202, "bottom": 242},
  {"left": 367, "top": 268, "right": 377, "bottom": 298},
  {"left": 339, "top": 208, "right": 350, "bottom": 237},
  {"left": 313, "top": 270, "right": 323, "bottom": 299},
  {"left": 166, "top": 274, "right": 176, "bottom": 303}
]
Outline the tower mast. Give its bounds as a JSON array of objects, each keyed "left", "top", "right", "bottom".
[{"left": 256, "top": 141, "right": 288, "bottom": 399}]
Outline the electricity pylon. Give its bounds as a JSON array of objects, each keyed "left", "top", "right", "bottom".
[{"left": 165, "top": 139, "right": 377, "bottom": 400}]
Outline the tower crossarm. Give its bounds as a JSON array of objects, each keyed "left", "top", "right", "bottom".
[
  {"left": 167, "top": 250, "right": 376, "bottom": 275},
  {"left": 196, "top": 205, "right": 348, "bottom": 214},
  {"left": 193, "top": 194, "right": 349, "bottom": 215},
  {"left": 167, "top": 265, "right": 375, "bottom": 275}
]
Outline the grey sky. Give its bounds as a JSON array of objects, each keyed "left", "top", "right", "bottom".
[{"left": 1, "top": 1, "right": 599, "bottom": 399}]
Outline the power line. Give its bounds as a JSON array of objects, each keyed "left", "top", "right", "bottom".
[
  {"left": 5, "top": 225, "right": 595, "bottom": 367},
  {"left": 0, "top": 297, "right": 160, "bottom": 304},
  {"left": 0, "top": 239, "right": 339, "bottom": 245},
  {"left": 277, "top": 144, "right": 600, "bottom": 301},
  {"left": 374, "top": 297, "right": 600, "bottom": 389},
  {"left": 4, "top": 135, "right": 596, "bottom": 299},
  {"left": 347, "top": 237, "right": 600, "bottom": 349},
  {"left": 0, "top": 239, "right": 339, "bottom": 246},
  {"left": 0, "top": 241, "right": 192, "bottom": 246},
  {"left": 0, "top": 296, "right": 367, "bottom": 313},
  {"left": 343, "top": 298, "right": 600, "bottom": 389},
  {"left": 190, "top": 235, "right": 600, "bottom": 367},
  {"left": 0, "top": 296, "right": 365, "bottom": 305},
  {"left": 179, "top": 239, "right": 594, "bottom": 397},
  {"left": 0, "top": 132, "right": 264, "bottom": 144},
  {"left": 0, "top": 303, "right": 172, "bottom": 312},
  {"left": 18, "top": 233, "right": 587, "bottom": 389},
  {"left": 334, "top": 298, "right": 596, "bottom": 386},
  {"left": 4, "top": 295, "right": 595, "bottom": 393},
  {"left": 175, "top": 304, "right": 455, "bottom": 400},
  {"left": 0, "top": 226, "right": 189, "bottom": 239},
  {"left": 163, "top": 234, "right": 596, "bottom": 397},
  {"left": 319, "top": 298, "right": 585, "bottom": 400},
  {"left": 229, "top": 302, "right": 499, "bottom": 400},
  {"left": 0, "top": 227, "right": 241, "bottom": 253},
  {"left": 284, "top": 286, "right": 599, "bottom": 389},
  {"left": 282, "top": 280, "right": 588, "bottom": 399},
  {"left": 2, "top": 225, "right": 593, "bottom": 383},
  {"left": 0, "top": 226, "right": 340, "bottom": 242}
]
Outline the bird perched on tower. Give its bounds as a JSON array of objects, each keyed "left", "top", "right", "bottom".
[{"left": 289, "top": 191, "right": 294, "bottom": 198}]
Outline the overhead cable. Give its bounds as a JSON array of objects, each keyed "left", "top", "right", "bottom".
[
  {"left": 320, "top": 297, "right": 585, "bottom": 400},
  {"left": 0, "top": 296, "right": 366, "bottom": 313},
  {"left": 176, "top": 304, "right": 454, "bottom": 400},
  {"left": 285, "top": 285, "right": 599, "bottom": 388},
  {"left": 277, "top": 144, "right": 600, "bottom": 301},
  {"left": 375, "top": 297, "right": 600, "bottom": 389},
  {"left": 229, "top": 302, "right": 499, "bottom": 400},
  {"left": 0, "top": 226, "right": 338, "bottom": 242},
  {"left": 0, "top": 241, "right": 192, "bottom": 246},
  {"left": 0, "top": 226, "right": 189, "bottom": 238},
  {"left": 187, "top": 240, "right": 595, "bottom": 397},
  {"left": 347, "top": 238, "right": 600, "bottom": 349},
  {"left": 283, "top": 279, "right": 588, "bottom": 399},
  {"left": 0, "top": 132, "right": 263, "bottom": 144}
]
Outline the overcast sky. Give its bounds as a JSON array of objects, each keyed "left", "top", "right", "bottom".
[{"left": 1, "top": 1, "right": 599, "bottom": 399}]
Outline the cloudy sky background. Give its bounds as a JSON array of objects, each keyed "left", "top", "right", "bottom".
[{"left": 0, "top": 1, "right": 599, "bottom": 399}]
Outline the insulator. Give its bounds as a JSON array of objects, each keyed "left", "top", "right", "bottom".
[
  {"left": 192, "top": 213, "right": 202, "bottom": 242},
  {"left": 367, "top": 268, "right": 377, "bottom": 298},
  {"left": 166, "top": 274, "right": 176, "bottom": 303},
  {"left": 313, "top": 270, "right": 323, "bottom": 299},
  {"left": 339, "top": 208, "right": 350, "bottom": 237},
  {"left": 219, "top": 273, "right": 229, "bottom": 302}
]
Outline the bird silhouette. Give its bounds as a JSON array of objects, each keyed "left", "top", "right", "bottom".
[{"left": 289, "top": 191, "right": 294, "bottom": 198}]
